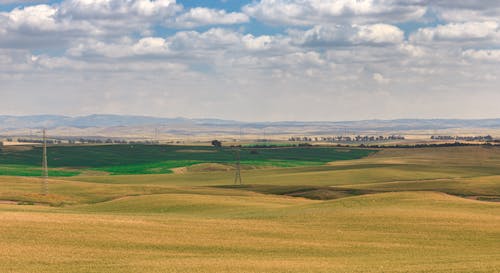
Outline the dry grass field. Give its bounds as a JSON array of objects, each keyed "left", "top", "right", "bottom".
[{"left": 0, "top": 146, "right": 499, "bottom": 272}]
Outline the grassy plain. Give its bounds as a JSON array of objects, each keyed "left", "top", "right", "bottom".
[{"left": 0, "top": 145, "right": 499, "bottom": 272}]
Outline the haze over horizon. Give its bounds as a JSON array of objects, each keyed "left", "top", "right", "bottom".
[
  {"left": 1, "top": 0, "right": 499, "bottom": 121},
  {"left": 3, "top": 113, "right": 500, "bottom": 124}
]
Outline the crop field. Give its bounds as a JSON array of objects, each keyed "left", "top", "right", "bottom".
[
  {"left": 0, "top": 145, "right": 499, "bottom": 272},
  {"left": 0, "top": 144, "right": 374, "bottom": 176}
]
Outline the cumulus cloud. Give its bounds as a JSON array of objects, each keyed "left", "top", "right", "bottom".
[
  {"left": 168, "top": 28, "right": 242, "bottom": 51},
  {"left": 462, "top": 49, "right": 500, "bottom": 62},
  {"left": 0, "top": 0, "right": 47, "bottom": 4},
  {"left": 410, "top": 21, "right": 500, "bottom": 44},
  {"left": 5, "top": 5, "right": 59, "bottom": 31},
  {"left": 67, "top": 28, "right": 289, "bottom": 60},
  {"left": 172, "top": 7, "right": 249, "bottom": 28},
  {"left": 67, "top": 37, "right": 171, "bottom": 58},
  {"left": 430, "top": 0, "right": 500, "bottom": 22},
  {"left": 412, "top": 21, "right": 499, "bottom": 42},
  {"left": 242, "top": 34, "right": 276, "bottom": 51},
  {"left": 354, "top": 24, "right": 404, "bottom": 44},
  {"left": 290, "top": 24, "right": 404, "bottom": 47},
  {"left": 1, "top": 0, "right": 500, "bottom": 120},
  {"left": 0, "top": 0, "right": 181, "bottom": 49},
  {"left": 242, "top": 0, "right": 500, "bottom": 26},
  {"left": 59, "top": 0, "right": 180, "bottom": 19},
  {"left": 32, "top": 55, "right": 189, "bottom": 73},
  {"left": 0, "top": 4, "right": 93, "bottom": 49},
  {"left": 372, "top": 73, "right": 390, "bottom": 84},
  {"left": 132, "top": 37, "right": 169, "bottom": 55},
  {"left": 0, "top": 0, "right": 254, "bottom": 50},
  {"left": 57, "top": 0, "right": 182, "bottom": 36},
  {"left": 244, "top": 0, "right": 427, "bottom": 26}
]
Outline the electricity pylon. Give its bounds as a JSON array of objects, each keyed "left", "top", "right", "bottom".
[
  {"left": 234, "top": 148, "right": 242, "bottom": 185},
  {"left": 41, "top": 129, "right": 48, "bottom": 195}
]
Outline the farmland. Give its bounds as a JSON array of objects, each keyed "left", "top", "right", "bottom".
[
  {"left": 0, "top": 144, "right": 375, "bottom": 176},
  {"left": 0, "top": 145, "right": 499, "bottom": 272}
]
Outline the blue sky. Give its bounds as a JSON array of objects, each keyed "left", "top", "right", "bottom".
[{"left": 0, "top": 0, "right": 499, "bottom": 121}]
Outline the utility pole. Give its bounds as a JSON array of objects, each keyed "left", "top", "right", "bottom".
[
  {"left": 41, "top": 129, "right": 48, "bottom": 195},
  {"left": 234, "top": 148, "right": 242, "bottom": 185}
]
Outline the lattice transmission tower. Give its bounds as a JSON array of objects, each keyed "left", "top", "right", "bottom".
[
  {"left": 41, "top": 129, "right": 48, "bottom": 195},
  {"left": 234, "top": 148, "right": 242, "bottom": 185}
]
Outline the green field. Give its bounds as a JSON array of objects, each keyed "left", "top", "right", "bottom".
[
  {"left": 0, "top": 145, "right": 499, "bottom": 272},
  {"left": 0, "top": 144, "right": 375, "bottom": 176}
]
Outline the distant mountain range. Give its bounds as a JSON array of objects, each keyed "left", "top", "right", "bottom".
[{"left": 1, "top": 115, "right": 500, "bottom": 136}]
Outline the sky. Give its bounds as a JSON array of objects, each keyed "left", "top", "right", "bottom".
[{"left": 0, "top": 0, "right": 499, "bottom": 121}]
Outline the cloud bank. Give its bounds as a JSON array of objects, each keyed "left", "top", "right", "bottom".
[{"left": 1, "top": 0, "right": 499, "bottom": 121}]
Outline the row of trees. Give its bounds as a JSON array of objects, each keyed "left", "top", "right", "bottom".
[
  {"left": 17, "top": 138, "right": 60, "bottom": 144},
  {"left": 358, "top": 142, "right": 499, "bottom": 148},
  {"left": 15, "top": 138, "right": 160, "bottom": 145},
  {"left": 70, "top": 139, "right": 160, "bottom": 144},
  {"left": 430, "top": 135, "right": 494, "bottom": 141},
  {"left": 289, "top": 135, "right": 405, "bottom": 142}
]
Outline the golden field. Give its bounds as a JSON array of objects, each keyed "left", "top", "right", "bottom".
[{"left": 1, "top": 146, "right": 499, "bottom": 272}]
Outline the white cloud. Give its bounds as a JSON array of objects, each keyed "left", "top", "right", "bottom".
[
  {"left": 2, "top": 0, "right": 500, "bottom": 120},
  {"left": 0, "top": 48, "right": 36, "bottom": 73},
  {"left": 430, "top": 0, "right": 500, "bottom": 22},
  {"left": 243, "top": 0, "right": 500, "bottom": 26},
  {"left": 242, "top": 35, "right": 274, "bottom": 51},
  {"left": 0, "top": 1, "right": 176, "bottom": 49},
  {"left": 290, "top": 24, "right": 404, "bottom": 47},
  {"left": 355, "top": 24, "right": 405, "bottom": 44},
  {"left": 6, "top": 5, "right": 58, "bottom": 31},
  {"left": 0, "top": 4, "right": 92, "bottom": 49},
  {"left": 398, "top": 43, "right": 427, "bottom": 57},
  {"left": 66, "top": 28, "right": 290, "bottom": 60},
  {"left": 0, "top": 0, "right": 255, "bottom": 50},
  {"left": 410, "top": 21, "right": 500, "bottom": 44},
  {"left": 373, "top": 72, "right": 390, "bottom": 84},
  {"left": 57, "top": 0, "right": 182, "bottom": 36},
  {"left": 0, "top": 0, "right": 47, "bottom": 3},
  {"left": 168, "top": 28, "right": 242, "bottom": 51},
  {"left": 59, "top": 0, "right": 180, "bottom": 19},
  {"left": 462, "top": 49, "right": 500, "bottom": 62},
  {"left": 172, "top": 7, "right": 249, "bottom": 28},
  {"left": 67, "top": 37, "right": 171, "bottom": 58},
  {"left": 244, "top": 0, "right": 427, "bottom": 26},
  {"left": 132, "top": 37, "right": 169, "bottom": 55}
]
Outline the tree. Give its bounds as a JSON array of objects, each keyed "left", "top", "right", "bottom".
[{"left": 211, "top": 140, "right": 222, "bottom": 148}]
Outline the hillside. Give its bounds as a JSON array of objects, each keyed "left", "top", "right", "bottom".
[{"left": 2, "top": 115, "right": 500, "bottom": 137}]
